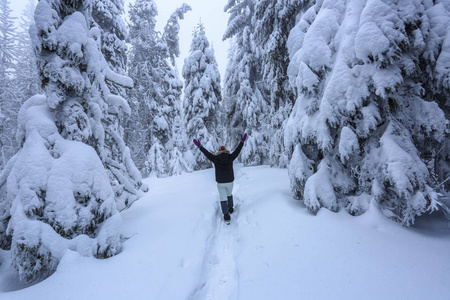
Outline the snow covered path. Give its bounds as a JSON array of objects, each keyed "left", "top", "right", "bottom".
[
  {"left": 1, "top": 165, "right": 450, "bottom": 299},
  {"left": 188, "top": 200, "right": 241, "bottom": 300}
]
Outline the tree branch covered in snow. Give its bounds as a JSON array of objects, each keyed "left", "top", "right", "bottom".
[{"left": 285, "top": 0, "right": 449, "bottom": 225}]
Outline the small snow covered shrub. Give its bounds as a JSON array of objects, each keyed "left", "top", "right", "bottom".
[{"left": 285, "top": 0, "right": 449, "bottom": 225}]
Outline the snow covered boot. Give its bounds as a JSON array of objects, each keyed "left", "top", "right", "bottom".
[
  {"left": 224, "top": 213, "right": 231, "bottom": 221},
  {"left": 228, "top": 195, "right": 234, "bottom": 214}
]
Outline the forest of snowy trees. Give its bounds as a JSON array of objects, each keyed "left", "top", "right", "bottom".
[{"left": 0, "top": 0, "right": 449, "bottom": 283}]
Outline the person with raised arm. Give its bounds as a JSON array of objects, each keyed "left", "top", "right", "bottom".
[{"left": 193, "top": 134, "right": 247, "bottom": 222}]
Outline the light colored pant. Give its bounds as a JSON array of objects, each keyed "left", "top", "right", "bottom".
[{"left": 217, "top": 182, "right": 234, "bottom": 202}]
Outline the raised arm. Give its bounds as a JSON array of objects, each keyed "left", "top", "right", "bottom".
[
  {"left": 193, "top": 139, "right": 215, "bottom": 162},
  {"left": 230, "top": 133, "right": 247, "bottom": 160},
  {"left": 200, "top": 146, "right": 215, "bottom": 162}
]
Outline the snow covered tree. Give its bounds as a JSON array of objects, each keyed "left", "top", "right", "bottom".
[
  {"left": 169, "top": 113, "right": 193, "bottom": 175},
  {"left": 92, "top": 0, "right": 127, "bottom": 99},
  {"left": 285, "top": 0, "right": 449, "bottom": 225},
  {"left": 0, "top": 0, "right": 135, "bottom": 281},
  {"left": 222, "top": 0, "right": 269, "bottom": 166},
  {"left": 92, "top": 0, "right": 145, "bottom": 209},
  {"left": 14, "top": 0, "right": 41, "bottom": 102},
  {"left": 125, "top": 0, "right": 159, "bottom": 175},
  {"left": 163, "top": 3, "right": 192, "bottom": 67},
  {"left": 127, "top": 0, "right": 190, "bottom": 177},
  {"left": 93, "top": 0, "right": 127, "bottom": 76},
  {"left": 0, "top": 0, "right": 14, "bottom": 78},
  {"left": 183, "top": 23, "right": 222, "bottom": 170},
  {"left": 125, "top": 0, "right": 157, "bottom": 175},
  {"left": 222, "top": 0, "right": 307, "bottom": 167},
  {"left": 252, "top": 0, "right": 306, "bottom": 167},
  {"left": 0, "top": 0, "right": 17, "bottom": 170},
  {"left": 0, "top": 0, "right": 18, "bottom": 251},
  {"left": 163, "top": 4, "right": 193, "bottom": 176},
  {"left": 6, "top": 0, "right": 42, "bottom": 174},
  {"left": 420, "top": 0, "right": 450, "bottom": 196}
]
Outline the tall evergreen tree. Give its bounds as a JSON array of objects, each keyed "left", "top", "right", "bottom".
[
  {"left": 163, "top": 3, "right": 192, "bottom": 67},
  {"left": 0, "top": 0, "right": 18, "bottom": 254},
  {"left": 252, "top": 0, "right": 306, "bottom": 167},
  {"left": 164, "top": 6, "right": 194, "bottom": 176},
  {"left": 14, "top": 0, "right": 41, "bottom": 102},
  {"left": 93, "top": 0, "right": 128, "bottom": 76},
  {"left": 93, "top": 0, "right": 145, "bottom": 209},
  {"left": 285, "top": 0, "right": 449, "bottom": 225},
  {"left": 0, "top": 0, "right": 16, "bottom": 170},
  {"left": 0, "top": 0, "right": 129, "bottom": 281},
  {"left": 0, "top": 0, "right": 14, "bottom": 78},
  {"left": 126, "top": 0, "right": 158, "bottom": 175},
  {"left": 8, "top": 0, "right": 42, "bottom": 170},
  {"left": 223, "top": 0, "right": 268, "bottom": 166},
  {"left": 183, "top": 23, "right": 222, "bottom": 170},
  {"left": 127, "top": 0, "right": 190, "bottom": 177},
  {"left": 420, "top": 0, "right": 450, "bottom": 197}
]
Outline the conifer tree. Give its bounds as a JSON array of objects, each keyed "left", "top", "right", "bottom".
[
  {"left": 93, "top": 0, "right": 128, "bottom": 76},
  {"left": 126, "top": 0, "right": 158, "bottom": 175},
  {"left": 223, "top": 0, "right": 268, "bottom": 166},
  {"left": 0, "top": 0, "right": 17, "bottom": 170},
  {"left": 162, "top": 3, "right": 192, "bottom": 176},
  {"left": 6, "top": 0, "right": 41, "bottom": 171},
  {"left": 163, "top": 3, "right": 192, "bottom": 66},
  {"left": 419, "top": 0, "right": 450, "bottom": 196},
  {"left": 93, "top": 0, "right": 145, "bottom": 209},
  {"left": 0, "top": 0, "right": 18, "bottom": 252},
  {"left": 183, "top": 23, "right": 222, "bottom": 170},
  {"left": 127, "top": 0, "right": 190, "bottom": 177},
  {"left": 252, "top": 0, "right": 306, "bottom": 167},
  {"left": 0, "top": 0, "right": 128, "bottom": 281},
  {"left": 14, "top": 0, "right": 40, "bottom": 102},
  {"left": 285, "top": 0, "right": 449, "bottom": 225}
]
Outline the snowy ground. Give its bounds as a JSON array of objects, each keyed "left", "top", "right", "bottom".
[{"left": 1, "top": 165, "right": 449, "bottom": 299}]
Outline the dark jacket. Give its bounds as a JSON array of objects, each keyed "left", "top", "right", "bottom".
[{"left": 199, "top": 142, "right": 244, "bottom": 183}]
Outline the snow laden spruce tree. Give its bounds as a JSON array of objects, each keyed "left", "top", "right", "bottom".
[
  {"left": 127, "top": 0, "right": 191, "bottom": 177},
  {"left": 222, "top": 0, "right": 269, "bottom": 166},
  {"left": 0, "top": 0, "right": 133, "bottom": 282},
  {"left": 0, "top": 0, "right": 17, "bottom": 170},
  {"left": 93, "top": 0, "right": 127, "bottom": 78},
  {"left": 14, "top": 0, "right": 41, "bottom": 103},
  {"left": 6, "top": 0, "right": 41, "bottom": 169},
  {"left": 124, "top": 0, "right": 157, "bottom": 174},
  {"left": 420, "top": 1, "right": 450, "bottom": 199},
  {"left": 163, "top": 3, "right": 192, "bottom": 67},
  {"left": 222, "top": 0, "right": 308, "bottom": 167},
  {"left": 164, "top": 4, "right": 194, "bottom": 176},
  {"left": 183, "top": 23, "right": 222, "bottom": 170},
  {"left": 285, "top": 0, "right": 449, "bottom": 225},
  {"left": 92, "top": 0, "right": 145, "bottom": 209},
  {"left": 252, "top": 0, "right": 306, "bottom": 167}
]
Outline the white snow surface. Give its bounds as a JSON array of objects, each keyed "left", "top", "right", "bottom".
[{"left": 1, "top": 165, "right": 449, "bottom": 299}]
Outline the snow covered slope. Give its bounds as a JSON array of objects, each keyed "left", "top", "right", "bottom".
[{"left": 1, "top": 165, "right": 449, "bottom": 299}]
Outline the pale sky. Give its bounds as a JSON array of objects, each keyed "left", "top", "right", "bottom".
[{"left": 10, "top": 0, "right": 230, "bottom": 79}]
